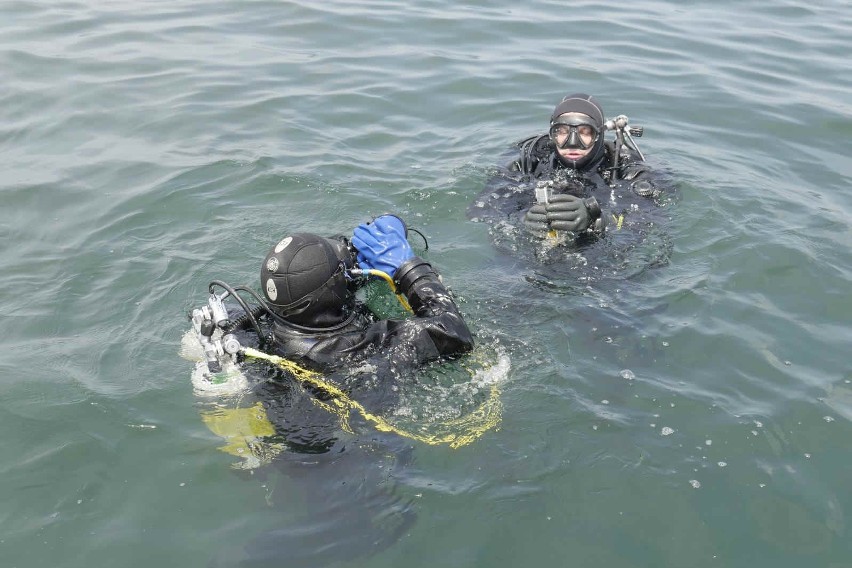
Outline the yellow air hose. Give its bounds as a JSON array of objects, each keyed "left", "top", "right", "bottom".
[
  {"left": 241, "top": 347, "right": 502, "bottom": 449},
  {"left": 354, "top": 268, "right": 412, "bottom": 312}
]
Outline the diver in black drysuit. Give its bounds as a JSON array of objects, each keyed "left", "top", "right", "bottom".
[
  {"left": 218, "top": 214, "right": 476, "bottom": 448},
  {"left": 467, "top": 93, "right": 672, "bottom": 246},
  {"left": 464, "top": 93, "right": 676, "bottom": 372},
  {"left": 258, "top": 216, "right": 473, "bottom": 372},
  {"left": 209, "top": 216, "right": 474, "bottom": 568}
]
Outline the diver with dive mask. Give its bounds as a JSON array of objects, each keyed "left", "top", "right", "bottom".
[
  {"left": 467, "top": 92, "right": 666, "bottom": 241},
  {"left": 549, "top": 113, "right": 601, "bottom": 151}
]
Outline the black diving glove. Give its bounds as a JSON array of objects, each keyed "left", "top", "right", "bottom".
[
  {"left": 545, "top": 194, "right": 601, "bottom": 233},
  {"left": 522, "top": 203, "right": 549, "bottom": 234}
]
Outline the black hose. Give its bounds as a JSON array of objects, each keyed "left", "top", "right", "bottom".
[
  {"left": 233, "top": 286, "right": 277, "bottom": 316},
  {"left": 208, "top": 280, "right": 266, "bottom": 347},
  {"left": 222, "top": 305, "right": 267, "bottom": 334},
  {"left": 407, "top": 228, "right": 430, "bottom": 251},
  {"left": 233, "top": 286, "right": 281, "bottom": 346},
  {"left": 612, "top": 128, "right": 623, "bottom": 181},
  {"left": 519, "top": 136, "right": 536, "bottom": 174}
]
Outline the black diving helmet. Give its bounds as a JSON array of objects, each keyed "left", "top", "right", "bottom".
[{"left": 260, "top": 233, "right": 357, "bottom": 329}]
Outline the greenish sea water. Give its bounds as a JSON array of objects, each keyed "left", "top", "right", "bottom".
[{"left": 1, "top": 1, "right": 850, "bottom": 567}]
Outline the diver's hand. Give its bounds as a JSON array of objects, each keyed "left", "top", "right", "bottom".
[
  {"left": 523, "top": 204, "right": 549, "bottom": 235},
  {"left": 351, "top": 214, "right": 413, "bottom": 276},
  {"left": 546, "top": 194, "right": 601, "bottom": 232}
]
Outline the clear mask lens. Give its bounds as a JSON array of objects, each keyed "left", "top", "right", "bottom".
[{"left": 549, "top": 120, "right": 599, "bottom": 150}]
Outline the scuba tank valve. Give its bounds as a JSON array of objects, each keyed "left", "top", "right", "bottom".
[
  {"left": 604, "top": 114, "right": 645, "bottom": 180},
  {"left": 191, "top": 293, "right": 242, "bottom": 377},
  {"left": 207, "top": 292, "right": 230, "bottom": 328},
  {"left": 221, "top": 333, "right": 241, "bottom": 355}
]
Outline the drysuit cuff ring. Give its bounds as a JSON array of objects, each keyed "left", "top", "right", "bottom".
[
  {"left": 583, "top": 197, "right": 602, "bottom": 221},
  {"left": 393, "top": 256, "right": 435, "bottom": 296}
]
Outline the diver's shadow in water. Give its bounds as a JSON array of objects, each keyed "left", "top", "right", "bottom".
[
  {"left": 210, "top": 372, "right": 418, "bottom": 568},
  {"left": 228, "top": 444, "right": 415, "bottom": 568}
]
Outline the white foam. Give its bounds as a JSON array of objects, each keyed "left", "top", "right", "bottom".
[
  {"left": 470, "top": 352, "right": 511, "bottom": 388},
  {"left": 178, "top": 329, "right": 204, "bottom": 362},
  {"left": 190, "top": 361, "right": 249, "bottom": 398},
  {"left": 180, "top": 328, "right": 249, "bottom": 397}
]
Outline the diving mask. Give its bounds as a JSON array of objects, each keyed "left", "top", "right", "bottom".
[{"left": 549, "top": 113, "right": 600, "bottom": 150}]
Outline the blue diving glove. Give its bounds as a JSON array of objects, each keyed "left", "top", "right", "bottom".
[{"left": 351, "top": 214, "right": 414, "bottom": 276}]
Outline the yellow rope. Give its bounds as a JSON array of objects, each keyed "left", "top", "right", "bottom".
[{"left": 242, "top": 347, "right": 501, "bottom": 448}]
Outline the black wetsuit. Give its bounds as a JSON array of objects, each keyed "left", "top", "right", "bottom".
[
  {"left": 467, "top": 133, "right": 670, "bottom": 235},
  {"left": 268, "top": 256, "right": 474, "bottom": 372}
]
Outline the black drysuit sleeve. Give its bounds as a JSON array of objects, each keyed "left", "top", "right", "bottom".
[{"left": 300, "top": 257, "right": 474, "bottom": 369}]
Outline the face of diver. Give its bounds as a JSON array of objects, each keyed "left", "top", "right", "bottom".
[{"left": 550, "top": 112, "right": 599, "bottom": 163}]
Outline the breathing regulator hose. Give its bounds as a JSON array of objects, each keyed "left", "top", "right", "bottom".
[
  {"left": 348, "top": 268, "right": 412, "bottom": 312},
  {"left": 209, "top": 280, "right": 267, "bottom": 347},
  {"left": 221, "top": 305, "right": 268, "bottom": 334}
]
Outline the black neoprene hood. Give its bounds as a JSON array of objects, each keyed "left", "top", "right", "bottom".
[
  {"left": 260, "top": 233, "right": 351, "bottom": 328},
  {"left": 550, "top": 93, "right": 607, "bottom": 171}
]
